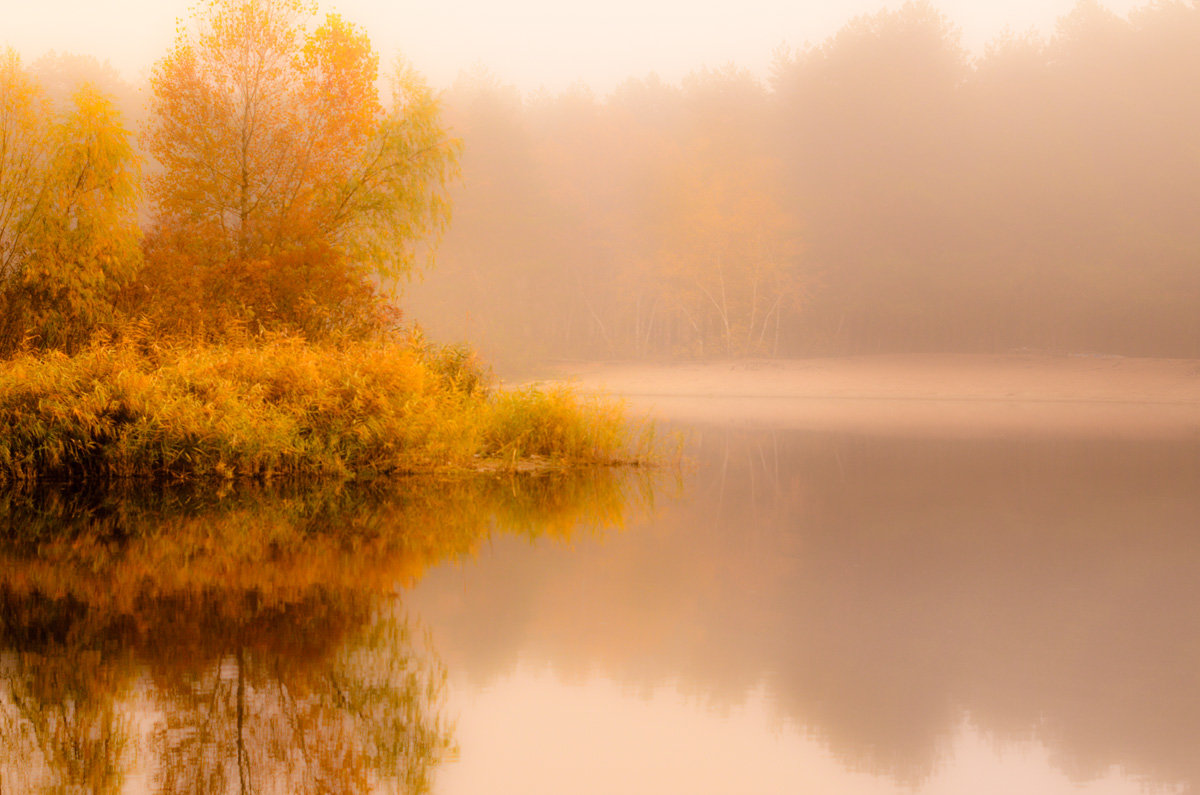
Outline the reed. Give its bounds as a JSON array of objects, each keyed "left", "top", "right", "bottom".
[{"left": 0, "top": 336, "right": 647, "bottom": 482}]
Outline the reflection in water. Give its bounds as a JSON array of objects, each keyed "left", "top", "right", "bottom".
[
  {"left": 4, "top": 432, "right": 1197, "bottom": 793},
  {"left": 151, "top": 606, "right": 445, "bottom": 795},
  {"left": 0, "top": 588, "right": 446, "bottom": 794},
  {"left": 0, "top": 471, "right": 645, "bottom": 793},
  {"left": 406, "top": 427, "right": 1200, "bottom": 794}
]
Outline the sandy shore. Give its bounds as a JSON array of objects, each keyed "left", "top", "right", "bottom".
[{"left": 548, "top": 354, "right": 1200, "bottom": 438}]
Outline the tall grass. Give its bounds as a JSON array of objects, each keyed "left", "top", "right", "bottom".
[{"left": 0, "top": 335, "right": 648, "bottom": 482}]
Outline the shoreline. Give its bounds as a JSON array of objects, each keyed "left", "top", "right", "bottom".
[
  {"left": 0, "top": 339, "right": 644, "bottom": 483},
  {"left": 549, "top": 354, "right": 1200, "bottom": 438}
]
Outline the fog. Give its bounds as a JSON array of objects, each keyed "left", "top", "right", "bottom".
[
  {"left": 5, "top": 0, "right": 1148, "bottom": 92},
  {"left": 400, "top": 0, "right": 1200, "bottom": 370},
  {"left": 5, "top": 0, "right": 1196, "bottom": 370}
]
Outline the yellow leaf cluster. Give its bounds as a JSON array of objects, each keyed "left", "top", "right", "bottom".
[
  {"left": 143, "top": 0, "right": 461, "bottom": 338},
  {"left": 0, "top": 51, "right": 141, "bottom": 354}
]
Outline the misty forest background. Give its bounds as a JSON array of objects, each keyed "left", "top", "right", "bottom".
[{"left": 25, "top": 0, "right": 1200, "bottom": 367}]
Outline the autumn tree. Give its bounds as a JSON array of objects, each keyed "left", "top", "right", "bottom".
[
  {"left": 0, "top": 51, "right": 141, "bottom": 354},
  {"left": 30, "top": 52, "right": 147, "bottom": 133},
  {"left": 660, "top": 68, "right": 801, "bottom": 356},
  {"left": 143, "top": 0, "right": 460, "bottom": 339},
  {"left": 661, "top": 147, "right": 798, "bottom": 355},
  {"left": 0, "top": 51, "right": 51, "bottom": 295},
  {"left": 405, "top": 69, "right": 804, "bottom": 363}
]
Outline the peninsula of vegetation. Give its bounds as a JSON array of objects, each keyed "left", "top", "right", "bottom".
[{"left": 0, "top": 0, "right": 643, "bottom": 482}]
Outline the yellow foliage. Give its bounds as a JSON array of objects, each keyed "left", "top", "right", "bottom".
[
  {"left": 0, "top": 335, "right": 648, "bottom": 481},
  {"left": 0, "top": 52, "right": 141, "bottom": 354},
  {"left": 144, "top": 0, "right": 461, "bottom": 339},
  {"left": 659, "top": 69, "right": 803, "bottom": 355},
  {"left": 0, "top": 469, "right": 650, "bottom": 791}
]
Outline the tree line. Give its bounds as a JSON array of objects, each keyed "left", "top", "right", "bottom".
[{"left": 405, "top": 0, "right": 1200, "bottom": 365}]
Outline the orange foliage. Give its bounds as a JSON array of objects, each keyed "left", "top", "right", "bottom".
[
  {"left": 143, "top": 0, "right": 458, "bottom": 340},
  {"left": 660, "top": 69, "right": 802, "bottom": 355},
  {"left": 0, "top": 53, "right": 141, "bottom": 354}
]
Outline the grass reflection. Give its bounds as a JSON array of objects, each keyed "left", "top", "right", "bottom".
[
  {"left": 0, "top": 471, "right": 643, "bottom": 606},
  {"left": 0, "top": 470, "right": 648, "bottom": 793}
]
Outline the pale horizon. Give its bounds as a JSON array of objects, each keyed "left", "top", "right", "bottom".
[{"left": 3, "top": 0, "right": 1150, "bottom": 94}]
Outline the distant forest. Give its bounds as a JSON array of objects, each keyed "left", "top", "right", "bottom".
[{"left": 405, "top": 0, "right": 1200, "bottom": 366}]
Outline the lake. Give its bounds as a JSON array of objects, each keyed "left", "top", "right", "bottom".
[{"left": 2, "top": 369, "right": 1199, "bottom": 793}]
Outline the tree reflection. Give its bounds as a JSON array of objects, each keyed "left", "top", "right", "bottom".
[
  {"left": 406, "top": 429, "right": 1200, "bottom": 791},
  {"left": 0, "top": 470, "right": 644, "bottom": 792},
  {"left": 152, "top": 599, "right": 450, "bottom": 795},
  {"left": 0, "top": 592, "right": 134, "bottom": 794}
]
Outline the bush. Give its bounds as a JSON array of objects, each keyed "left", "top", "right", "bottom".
[{"left": 0, "top": 335, "right": 645, "bottom": 482}]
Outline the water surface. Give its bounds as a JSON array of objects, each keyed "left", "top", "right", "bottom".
[
  {"left": 409, "top": 426, "right": 1200, "bottom": 794},
  {"left": 2, "top": 423, "right": 1198, "bottom": 793}
]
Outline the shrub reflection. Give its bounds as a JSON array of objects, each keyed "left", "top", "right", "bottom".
[{"left": 0, "top": 471, "right": 645, "bottom": 792}]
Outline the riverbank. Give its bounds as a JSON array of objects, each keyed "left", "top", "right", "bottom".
[
  {"left": 551, "top": 354, "right": 1200, "bottom": 438},
  {"left": 0, "top": 337, "right": 646, "bottom": 482}
]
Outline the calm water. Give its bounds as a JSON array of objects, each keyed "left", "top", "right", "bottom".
[{"left": 2, "top": 422, "right": 1200, "bottom": 793}]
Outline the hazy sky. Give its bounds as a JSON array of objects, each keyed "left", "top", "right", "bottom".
[{"left": 4, "top": 0, "right": 1147, "bottom": 93}]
